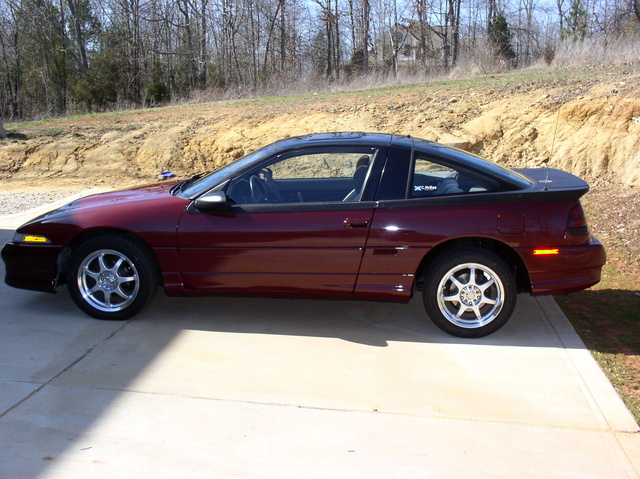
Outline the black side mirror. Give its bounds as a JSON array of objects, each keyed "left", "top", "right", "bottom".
[{"left": 194, "top": 191, "right": 229, "bottom": 211}]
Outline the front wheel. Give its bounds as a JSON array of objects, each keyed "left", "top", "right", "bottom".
[
  {"left": 67, "top": 234, "right": 159, "bottom": 320},
  {"left": 423, "top": 248, "right": 516, "bottom": 338}
]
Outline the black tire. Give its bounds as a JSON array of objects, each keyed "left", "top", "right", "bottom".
[
  {"left": 423, "top": 248, "right": 516, "bottom": 338},
  {"left": 67, "top": 234, "right": 159, "bottom": 320}
]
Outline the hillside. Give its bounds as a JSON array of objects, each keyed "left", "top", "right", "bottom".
[{"left": 1, "top": 66, "right": 639, "bottom": 192}]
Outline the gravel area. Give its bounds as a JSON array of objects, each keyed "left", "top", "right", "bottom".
[{"left": 0, "top": 192, "right": 78, "bottom": 216}]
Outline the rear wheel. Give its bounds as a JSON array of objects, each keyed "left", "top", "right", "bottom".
[
  {"left": 67, "top": 234, "right": 159, "bottom": 320},
  {"left": 423, "top": 248, "right": 516, "bottom": 338}
]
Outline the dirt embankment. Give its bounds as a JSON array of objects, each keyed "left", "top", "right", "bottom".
[{"left": 1, "top": 67, "right": 639, "bottom": 192}]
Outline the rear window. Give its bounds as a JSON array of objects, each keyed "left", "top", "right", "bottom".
[{"left": 413, "top": 138, "right": 533, "bottom": 189}]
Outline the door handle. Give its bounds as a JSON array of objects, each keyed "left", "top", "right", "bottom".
[{"left": 343, "top": 217, "right": 370, "bottom": 229}]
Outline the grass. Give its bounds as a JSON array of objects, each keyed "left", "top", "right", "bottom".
[
  {"left": 4, "top": 63, "right": 637, "bottom": 135},
  {"left": 551, "top": 173, "right": 640, "bottom": 423},
  {"left": 554, "top": 207, "right": 640, "bottom": 425},
  {"left": 556, "top": 288, "right": 640, "bottom": 423}
]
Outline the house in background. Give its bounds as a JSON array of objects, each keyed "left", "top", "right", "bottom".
[{"left": 372, "top": 22, "right": 461, "bottom": 72}]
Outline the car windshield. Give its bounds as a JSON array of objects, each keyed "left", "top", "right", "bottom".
[{"left": 177, "top": 143, "right": 283, "bottom": 198}]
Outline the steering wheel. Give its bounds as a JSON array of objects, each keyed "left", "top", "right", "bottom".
[{"left": 249, "top": 175, "right": 272, "bottom": 203}]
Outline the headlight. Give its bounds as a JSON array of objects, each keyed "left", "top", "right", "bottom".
[{"left": 12, "top": 233, "right": 51, "bottom": 244}]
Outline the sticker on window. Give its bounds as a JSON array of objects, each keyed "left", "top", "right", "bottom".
[{"left": 414, "top": 185, "right": 437, "bottom": 192}]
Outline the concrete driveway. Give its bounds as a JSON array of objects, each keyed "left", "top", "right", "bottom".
[{"left": 1, "top": 205, "right": 639, "bottom": 478}]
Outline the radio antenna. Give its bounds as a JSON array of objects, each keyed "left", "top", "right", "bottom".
[{"left": 545, "top": 104, "right": 562, "bottom": 191}]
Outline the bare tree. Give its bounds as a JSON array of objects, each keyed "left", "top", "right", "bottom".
[
  {"left": 362, "top": 0, "right": 370, "bottom": 72},
  {"left": 312, "top": 0, "right": 341, "bottom": 77},
  {"left": 199, "top": 0, "right": 209, "bottom": 86},
  {"left": 557, "top": 0, "right": 566, "bottom": 32},
  {"left": 66, "top": 0, "right": 89, "bottom": 71},
  {"left": 445, "top": 0, "right": 461, "bottom": 68},
  {"left": 415, "top": 0, "right": 428, "bottom": 72},
  {"left": 515, "top": 0, "right": 539, "bottom": 66},
  {"left": 178, "top": 0, "right": 198, "bottom": 89},
  {"left": 385, "top": 0, "right": 401, "bottom": 75}
]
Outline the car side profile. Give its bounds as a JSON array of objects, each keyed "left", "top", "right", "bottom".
[{"left": 2, "top": 132, "right": 605, "bottom": 337}]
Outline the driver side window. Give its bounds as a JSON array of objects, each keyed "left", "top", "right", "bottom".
[{"left": 226, "top": 150, "right": 375, "bottom": 204}]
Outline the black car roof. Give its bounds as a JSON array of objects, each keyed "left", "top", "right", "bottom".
[{"left": 274, "top": 132, "right": 400, "bottom": 149}]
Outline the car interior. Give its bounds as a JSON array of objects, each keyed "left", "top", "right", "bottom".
[
  {"left": 411, "top": 157, "right": 495, "bottom": 197},
  {"left": 226, "top": 152, "right": 374, "bottom": 204},
  {"left": 224, "top": 151, "right": 498, "bottom": 205}
]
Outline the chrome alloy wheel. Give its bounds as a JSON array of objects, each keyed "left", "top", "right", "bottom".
[
  {"left": 436, "top": 262, "right": 505, "bottom": 329},
  {"left": 76, "top": 249, "right": 140, "bottom": 312}
]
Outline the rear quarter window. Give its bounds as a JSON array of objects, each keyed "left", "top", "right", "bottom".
[{"left": 411, "top": 156, "right": 494, "bottom": 198}]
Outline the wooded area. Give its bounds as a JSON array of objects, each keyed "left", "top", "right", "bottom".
[{"left": 0, "top": 0, "right": 638, "bottom": 121}]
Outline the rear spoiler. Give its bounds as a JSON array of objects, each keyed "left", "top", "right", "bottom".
[{"left": 514, "top": 168, "right": 590, "bottom": 201}]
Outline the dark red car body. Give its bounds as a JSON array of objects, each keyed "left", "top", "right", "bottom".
[{"left": 2, "top": 133, "right": 605, "bottom": 337}]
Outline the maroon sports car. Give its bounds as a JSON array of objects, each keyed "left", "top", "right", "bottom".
[{"left": 2, "top": 132, "right": 605, "bottom": 337}]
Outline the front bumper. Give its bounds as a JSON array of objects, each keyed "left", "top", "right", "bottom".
[
  {"left": 1, "top": 241, "right": 63, "bottom": 293},
  {"left": 517, "top": 236, "right": 607, "bottom": 295}
]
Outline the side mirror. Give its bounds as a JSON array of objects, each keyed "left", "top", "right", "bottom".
[{"left": 194, "top": 191, "right": 229, "bottom": 211}]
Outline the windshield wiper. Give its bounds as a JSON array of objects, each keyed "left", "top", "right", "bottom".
[{"left": 171, "top": 172, "right": 206, "bottom": 196}]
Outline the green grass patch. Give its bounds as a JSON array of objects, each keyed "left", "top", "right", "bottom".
[{"left": 556, "top": 287, "right": 640, "bottom": 424}]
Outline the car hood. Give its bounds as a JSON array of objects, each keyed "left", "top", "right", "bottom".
[
  {"left": 21, "top": 181, "right": 188, "bottom": 233},
  {"left": 63, "top": 182, "right": 181, "bottom": 211}
]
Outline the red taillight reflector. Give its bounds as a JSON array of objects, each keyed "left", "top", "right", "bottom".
[
  {"left": 533, "top": 248, "right": 559, "bottom": 255},
  {"left": 566, "top": 203, "right": 589, "bottom": 236}
]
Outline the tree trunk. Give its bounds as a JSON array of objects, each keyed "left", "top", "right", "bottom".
[
  {"left": 179, "top": 0, "right": 197, "bottom": 89},
  {"left": 487, "top": 0, "right": 497, "bottom": 28},
  {"left": 66, "top": 0, "right": 89, "bottom": 71},
  {"left": 0, "top": 120, "right": 6, "bottom": 139},
  {"left": 362, "top": 0, "right": 370, "bottom": 73},
  {"left": 200, "top": 0, "right": 209, "bottom": 87},
  {"left": 416, "top": 0, "right": 428, "bottom": 72},
  {"left": 279, "top": 0, "right": 286, "bottom": 71}
]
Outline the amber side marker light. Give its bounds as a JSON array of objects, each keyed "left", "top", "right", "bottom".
[
  {"left": 13, "top": 233, "right": 51, "bottom": 243},
  {"left": 24, "top": 235, "right": 48, "bottom": 243},
  {"left": 533, "top": 248, "right": 560, "bottom": 256}
]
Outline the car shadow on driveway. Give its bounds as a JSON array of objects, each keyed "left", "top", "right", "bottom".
[{"left": 140, "top": 287, "right": 560, "bottom": 349}]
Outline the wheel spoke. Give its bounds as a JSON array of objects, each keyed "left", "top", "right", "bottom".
[
  {"left": 85, "top": 268, "right": 100, "bottom": 281},
  {"left": 467, "top": 267, "right": 477, "bottom": 286},
  {"left": 481, "top": 297, "right": 497, "bottom": 306},
  {"left": 443, "top": 291, "right": 461, "bottom": 303},
  {"left": 449, "top": 275, "right": 466, "bottom": 290},
  {"left": 97, "top": 254, "right": 109, "bottom": 273},
  {"left": 115, "top": 286, "right": 134, "bottom": 300},
  {"left": 117, "top": 274, "right": 136, "bottom": 284},
  {"left": 478, "top": 277, "right": 495, "bottom": 293},
  {"left": 103, "top": 290, "right": 113, "bottom": 307},
  {"left": 455, "top": 304, "right": 470, "bottom": 318}
]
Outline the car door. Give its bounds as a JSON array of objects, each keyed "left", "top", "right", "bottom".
[
  {"left": 176, "top": 147, "right": 382, "bottom": 297},
  {"left": 354, "top": 144, "right": 506, "bottom": 301}
]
